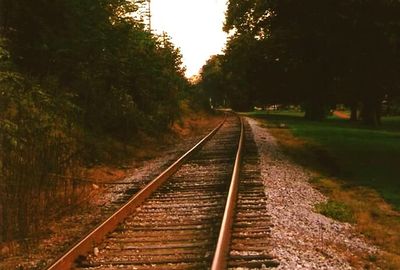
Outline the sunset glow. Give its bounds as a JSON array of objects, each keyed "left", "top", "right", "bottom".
[{"left": 151, "top": 0, "right": 228, "bottom": 77}]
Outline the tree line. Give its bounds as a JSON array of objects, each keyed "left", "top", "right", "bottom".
[
  {"left": 200, "top": 0, "right": 400, "bottom": 125},
  {"left": 0, "top": 0, "right": 188, "bottom": 242}
]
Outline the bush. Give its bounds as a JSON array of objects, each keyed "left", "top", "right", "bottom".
[
  {"left": 0, "top": 45, "right": 81, "bottom": 241},
  {"left": 0, "top": 0, "right": 188, "bottom": 244}
]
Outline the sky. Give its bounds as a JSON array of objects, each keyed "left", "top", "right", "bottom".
[{"left": 151, "top": 0, "right": 228, "bottom": 77}]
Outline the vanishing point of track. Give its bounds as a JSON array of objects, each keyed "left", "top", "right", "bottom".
[{"left": 47, "top": 114, "right": 278, "bottom": 270}]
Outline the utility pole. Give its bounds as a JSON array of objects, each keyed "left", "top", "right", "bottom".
[
  {"left": 148, "top": 0, "right": 151, "bottom": 31},
  {"left": 142, "top": 0, "right": 151, "bottom": 31}
]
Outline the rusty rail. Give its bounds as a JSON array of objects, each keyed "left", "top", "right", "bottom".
[
  {"left": 46, "top": 117, "right": 226, "bottom": 270},
  {"left": 211, "top": 116, "right": 244, "bottom": 270}
]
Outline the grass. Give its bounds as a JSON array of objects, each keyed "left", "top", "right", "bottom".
[
  {"left": 246, "top": 110, "right": 400, "bottom": 269},
  {"left": 248, "top": 110, "right": 400, "bottom": 209},
  {"left": 315, "top": 200, "right": 354, "bottom": 223}
]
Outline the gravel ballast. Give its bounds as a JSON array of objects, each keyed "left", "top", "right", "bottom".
[{"left": 246, "top": 117, "right": 379, "bottom": 270}]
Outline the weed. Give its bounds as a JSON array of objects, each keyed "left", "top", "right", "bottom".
[
  {"left": 367, "top": 254, "right": 378, "bottom": 262},
  {"left": 315, "top": 200, "right": 354, "bottom": 223},
  {"left": 309, "top": 176, "right": 323, "bottom": 184}
]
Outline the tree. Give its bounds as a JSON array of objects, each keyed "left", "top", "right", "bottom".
[
  {"left": 222, "top": 0, "right": 400, "bottom": 124},
  {"left": 199, "top": 55, "right": 226, "bottom": 108},
  {"left": 0, "top": 0, "right": 188, "bottom": 242}
]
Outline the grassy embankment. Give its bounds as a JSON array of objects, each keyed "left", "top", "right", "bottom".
[{"left": 247, "top": 110, "right": 400, "bottom": 269}]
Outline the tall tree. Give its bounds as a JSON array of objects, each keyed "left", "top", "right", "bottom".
[
  {"left": 222, "top": 0, "right": 400, "bottom": 124},
  {"left": 199, "top": 55, "right": 227, "bottom": 108}
]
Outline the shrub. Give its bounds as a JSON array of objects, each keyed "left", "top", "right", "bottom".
[{"left": 0, "top": 44, "right": 81, "bottom": 242}]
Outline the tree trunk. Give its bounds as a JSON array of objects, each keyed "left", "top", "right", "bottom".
[
  {"left": 361, "top": 99, "right": 381, "bottom": 126},
  {"left": 350, "top": 102, "right": 358, "bottom": 122},
  {"left": 304, "top": 101, "right": 326, "bottom": 121}
]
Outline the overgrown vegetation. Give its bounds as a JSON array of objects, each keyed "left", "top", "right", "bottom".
[
  {"left": 249, "top": 111, "right": 400, "bottom": 269},
  {"left": 0, "top": 0, "right": 188, "bottom": 244},
  {"left": 0, "top": 53, "right": 81, "bottom": 243}
]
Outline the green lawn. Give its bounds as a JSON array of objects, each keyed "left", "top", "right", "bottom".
[{"left": 247, "top": 111, "right": 400, "bottom": 210}]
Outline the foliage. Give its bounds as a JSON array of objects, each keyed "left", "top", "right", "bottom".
[
  {"left": 201, "top": 0, "right": 400, "bottom": 124},
  {"left": 198, "top": 55, "right": 226, "bottom": 108},
  {"left": 0, "top": 42, "right": 81, "bottom": 241},
  {"left": 1, "top": 0, "right": 186, "bottom": 135},
  {"left": 0, "top": 0, "right": 188, "bottom": 242}
]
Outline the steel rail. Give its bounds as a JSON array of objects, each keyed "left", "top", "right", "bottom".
[
  {"left": 211, "top": 116, "right": 244, "bottom": 270},
  {"left": 46, "top": 116, "right": 226, "bottom": 270}
]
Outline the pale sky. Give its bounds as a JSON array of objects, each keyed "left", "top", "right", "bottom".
[{"left": 151, "top": 0, "right": 228, "bottom": 77}]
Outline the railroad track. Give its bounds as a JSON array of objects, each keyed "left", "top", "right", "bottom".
[
  {"left": 47, "top": 115, "right": 278, "bottom": 270},
  {"left": 225, "top": 121, "right": 279, "bottom": 269}
]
